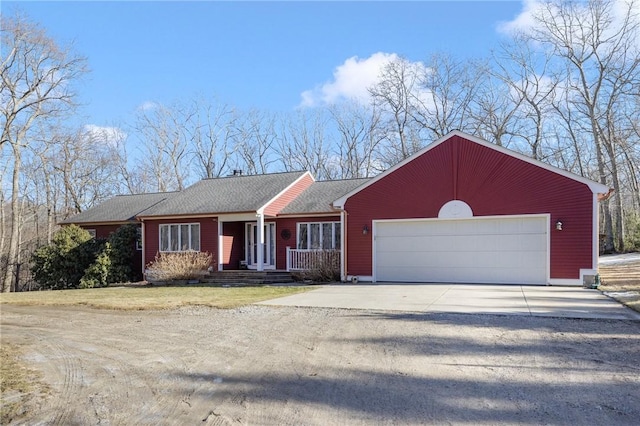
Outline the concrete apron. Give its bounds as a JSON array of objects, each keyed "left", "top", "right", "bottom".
[{"left": 258, "top": 284, "right": 640, "bottom": 320}]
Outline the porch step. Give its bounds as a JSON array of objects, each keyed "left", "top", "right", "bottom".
[{"left": 201, "top": 271, "right": 295, "bottom": 285}]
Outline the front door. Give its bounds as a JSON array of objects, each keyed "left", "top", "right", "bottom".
[{"left": 246, "top": 223, "right": 276, "bottom": 269}]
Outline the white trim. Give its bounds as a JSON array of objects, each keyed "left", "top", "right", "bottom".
[
  {"left": 372, "top": 214, "right": 551, "bottom": 285},
  {"left": 549, "top": 269, "right": 596, "bottom": 286},
  {"left": 135, "top": 227, "right": 143, "bottom": 251},
  {"left": 347, "top": 275, "right": 373, "bottom": 283},
  {"left": 246, "top": 221, "right": 277, "bottom": 270},
  {"left": 334, "top": 130, "right": 609, "bottom": 209},
  {"left": 158, "top": 222, "right": 201, "bottom": 252},
  {"left": 592, "top": 193, "right": 600, "bottom": 272},
  {"left": 257, "top": 171, "right": 314, "bottom": 216},
  {"left": 217, "top": 219, "right": 223, "bottom": 272},
  {"left": 296, "top": 221, "right": 341, "bottom": 250},
  {"left": 141, "top": 221, "right": 146, "bottom": 271},
  {"left": 216, "top": 212, "right": 259, "bottom": 222},
  {"left": 257, "top": 215, "right": 264, "bottom": 271},
  {"left": 372, "top": 213, "right": 550, "bottom": 224},
  {"left": 276, "top": 212, "right": 341, "bottom": 218},
  {"left": 340, "top": 210, "right": 346, "bottom": 282}
]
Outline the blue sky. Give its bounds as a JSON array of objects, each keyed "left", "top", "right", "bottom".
[{"left": 5, "top": 1, "right": 526, "bottom": 130}]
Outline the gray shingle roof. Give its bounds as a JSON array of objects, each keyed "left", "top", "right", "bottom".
[
  {"left": 60, "top": 192, "right": 172, "bottom": 224},
  {"left": 139, "top": 171, "right": 308, "bottom": 217},
  {"left": 280, "top": 178, "right": 370, "bottom": 214}
]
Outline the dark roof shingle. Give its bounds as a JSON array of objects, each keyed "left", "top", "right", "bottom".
[
  {"left": 60, "top": 192, "right": 172, "bottom": 224},
  {"left": 139, "top": 171, "right": 308, "bottom": 217},
  {"left": 280, "top": 178, "right": 370, "bottom": 214}
]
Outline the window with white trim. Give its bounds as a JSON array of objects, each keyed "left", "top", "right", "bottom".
[
  {"left": 136, "top": 227, "right": 143, "bottom": 251},
  {"left": 159, "top": 223, "right": 200, "bottom": 252},
  {"left": 86, "top": 229, "right": 96, "bottom": 239},
  {"left": 297, "top": 222, "right": 341, "bottom": 250}
]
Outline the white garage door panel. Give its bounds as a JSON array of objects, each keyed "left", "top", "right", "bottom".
[{"left": 375, "top": 216, "right": 547, "bottom": 285}]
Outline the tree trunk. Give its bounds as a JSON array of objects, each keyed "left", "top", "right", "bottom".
[{"left": 2, "top": 144, "right": 21, "bottom": 292}]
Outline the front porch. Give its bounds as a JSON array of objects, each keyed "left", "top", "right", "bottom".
[{"left": 217, "top": 217, "right": 342, "bottom": 273}]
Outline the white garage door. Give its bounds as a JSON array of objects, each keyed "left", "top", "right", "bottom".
[{"left": 374, "top": 216, "right": 548, "bottom": 285}]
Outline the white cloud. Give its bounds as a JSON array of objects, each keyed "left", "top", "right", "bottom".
[
  {"left": 498, "top": 0, "right": 640, "bottom": 47},
  {"left": 299, "top": 52, "right": 400, "bottom": 108},
  {"left": 137, "top": 101, "right": 159, "bottom": 111},
  {"left": 497, "top": 0, "right": 540, "bottom": 35},
  {"left": 83, "top": 124, "right": 127, "bottom": 145}
]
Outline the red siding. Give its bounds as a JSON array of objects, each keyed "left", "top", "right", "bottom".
[
  {"left": 275, "top": 216, "right": 340, "bottom": 270},
  {"left": 263, "top": 173, "right": 314, "bottom": 216},
  {"left": 345, "top": 135, "right": 593, "bottom": 280},
  {"left": 143, "top": 217, "right": 217, "bottom": 270},
  {"left": 222, "top": 222, "right": 244, "bottom": 270}
]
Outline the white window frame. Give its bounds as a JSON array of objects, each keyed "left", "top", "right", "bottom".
[
  {"left": 159, "top": 223, "right": 201, "bottom": 252},
  {"left": 86, "top": 229, "right": 97, "bottom": 239},
  {"left": 296, "top": 222, "right": 341, "bottom": 250},
  {"left": 136, "top": 227, "right": 143, "bottom": 251}
]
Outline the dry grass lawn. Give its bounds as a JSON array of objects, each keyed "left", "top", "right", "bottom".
[
  {"left": 0, "top": 344, "right": 49, "bottom": 424},
  {"left": 598, "top": 257, "right": 640, "bottom": 312},
  {"left": 0, "top": 285, "right": 311, "bottom": 310}
]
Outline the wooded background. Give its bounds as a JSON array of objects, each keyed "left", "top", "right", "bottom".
[{"left": 2, "top": 0, "right": 639, "bottom": 291}]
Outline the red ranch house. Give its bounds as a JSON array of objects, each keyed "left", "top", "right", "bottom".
[{"left": 63, "top": 131, "right": 610, "bottom": 286}]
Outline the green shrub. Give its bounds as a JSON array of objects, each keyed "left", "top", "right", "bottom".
[
  {"left": 80, "top": 243, "right": 112, "bottom": 288},
  {"left": 624, "top": 211, "right": 640, "bottom": 252},
  {"left": 145, "top": 251, "right": 213, "bottom": 282},
  {"left": 31, "top": 225, "right": 104, "bottom": 290},
  {"left": 106, "top": 224, "right": 138, "bottom": 282}
]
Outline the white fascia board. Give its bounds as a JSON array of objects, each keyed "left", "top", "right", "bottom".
[
  {"left": 217, "top": 212, "right": 259, "bottom": 222},
  {"left": 257, "top": 171, "right": 314, "bottom": 216},
  {"left": 333, "top": 130, "right": 610, "bottom": 209}
]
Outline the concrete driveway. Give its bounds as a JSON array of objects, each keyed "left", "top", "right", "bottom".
[{"left": 259, "top": 283, "right": 640, "bottom": 320}]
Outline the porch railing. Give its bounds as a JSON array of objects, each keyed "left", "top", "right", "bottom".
[{"left": 286, "top": 247, "right": 340, "bottom": 271}]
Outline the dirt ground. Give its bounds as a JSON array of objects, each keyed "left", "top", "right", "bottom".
[{"left": 1, "top": 304, "right": 639, "bottom": 425}]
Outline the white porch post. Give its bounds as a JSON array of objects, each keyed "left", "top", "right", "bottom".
[
  {"left": 217, "top": 219, "right": 223, "bottom": 272},
  {"left": 140, "top": 220, "right": 146, "bottom": 278},
  {"left": 340, "top": 209, "right": 346, "bottom": 282},
  {"left": 256, "top": 213, "right": 264, "bottom": 271},
  {"left": 286, "top": 246, "right": 291, "bottom": 271}
]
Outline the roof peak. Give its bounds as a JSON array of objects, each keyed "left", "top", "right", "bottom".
[{"left": 200, "top": 170, "right": 307, "bottom": 181}]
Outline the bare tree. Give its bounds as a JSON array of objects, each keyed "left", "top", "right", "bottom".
[
  {"left": 278, "top": 109, "right": 333, "bottom": 179},
  {"left": 52, "top": 128, "right": 121, "bottom": 216},
  {"left": 524, "top": 0, "right": 640, "bottom": 251},
  {"left": 490, "top": 36, "right": 559, "bottom": 156},
  {"left": 329, "top": 101, "right": 385, "bottom": 178},
  {"left": 369, "top": 56, "right": 424, "bottom": 164},
  {"left": 1, "top": 14, "right": 87, "bottom": 291},
  {"left": 412, "top": 53, "right": 484, "bottom": 139},
  {"left": 135, "top": 103, "right": 192, "bottom": 191},
  {"left": 187, "top": 98, "right": 235, "bottom": 179},
  {"left": 232, "top": 109, "right": 278, "bottom": 175},
  {"left": 469, "top": 71, "right": 523, "bottom": 148}
]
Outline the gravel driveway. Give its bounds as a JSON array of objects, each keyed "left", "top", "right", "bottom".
[{"left": 2, "top": 304, "right": 639, "bottom": 425}]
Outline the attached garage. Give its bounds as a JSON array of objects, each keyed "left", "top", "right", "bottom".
[
  {"left": 334, "top": 131, "right": 611, "bottom": 286},
  {"left": 374, "top": 216, "right": 548, "bottom": 284}
]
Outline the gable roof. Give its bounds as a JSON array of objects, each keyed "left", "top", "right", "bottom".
[
  {"left": 333, "top": 130, "right": 611, "bottom": 208},
  {"left": 138, "top": 171, "right": 309, "bottom": 217},
  {"left": 279, "top": 178, "right": 370, "bottom": 215},
  {"left": 60, "top": 192, "right": 172, "bottom": 225}
]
